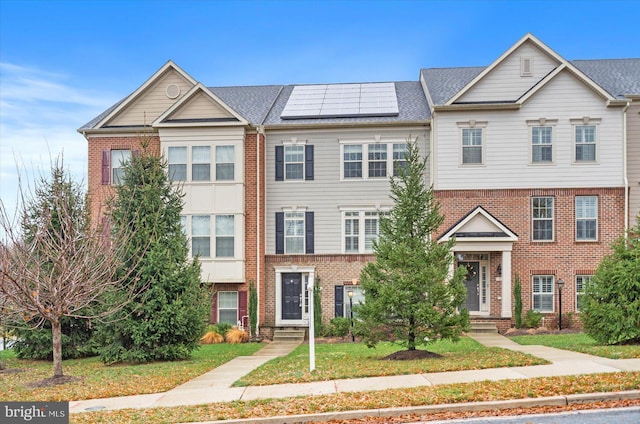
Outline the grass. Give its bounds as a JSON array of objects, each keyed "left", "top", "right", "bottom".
[
  {"left": 510, "top": 333, "right": 640, "bottom": 359},
  {"left": 0, "top": 342, "right": 264, "bottom": 402},
  {"left": 70, "top": 371, "right": 640, "bottom": 423},
  {"left": 235, "top": 336, "right": 547, "bottom": 386}
]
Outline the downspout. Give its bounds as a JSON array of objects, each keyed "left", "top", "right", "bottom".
[
  {"left": 256, "top": 125, "right": 263, "bottom": 335},
  {"left": 623, "top": 101, "right": 630, "bottom": 232}
]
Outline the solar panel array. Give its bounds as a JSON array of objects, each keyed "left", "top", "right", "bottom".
[{"left": 280, "top": 82, "right": 399, "bottom": 119}]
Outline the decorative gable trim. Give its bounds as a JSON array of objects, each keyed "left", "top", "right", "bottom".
[
  {"left": 438, "top": 206, "right": 518, "bottom": 243},
  {"left": 94, "top": 60, "right": 197, "bottom": 129},
  {"left": 445, "top": 33, "right": 616, "bottom": 107},
  {"left": 152, "top": 83, "right": 248, "bottom": 127}
]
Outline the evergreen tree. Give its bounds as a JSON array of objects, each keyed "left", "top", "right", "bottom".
[
  {"left": 355, "top": 138, "right": 469, "bottom": 351},
  {"left": 581, "top": 215, "right": 640, "bottom": 345},
  {"left": 96, "top": 141, "right": 210, "bottom": 363}
]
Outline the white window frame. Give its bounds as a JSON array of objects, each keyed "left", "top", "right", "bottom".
[
  {"left": 111, "top": 149, "right": 131, "bottom": 185},
  {"left": 532, "top": 275, "right": 554, "bottom": 312},
  {"left": 340, "top": 141, "right": 410, "bottom": 180},
  {"left": 284, "top": 144, "right": 305, "bottom": 181},
  {"left": 531, "top": 196, "right": 554, "bottom": 242},
  {"left": 166, "top": 144, "right": 237, "bottom": 182},
  {"left": 284, "top": 211, "right": 305, "bottom": 254},
  {"left": 575, "top": 275, "right": 591, "bottom": 312},
  {"left": 341, "top": 209, "right": 386, "bottom": 254},
  {"left": 218, "top": 291, "right": 238, "bottom": 324},
  {"left": 392, "top": 143, "right": 408, "bottom": 176},
  {"left": 168, "top": 146, "right": 188, "bottom": 181},
  {"left": 191, "top": 146, "right": 211, "bottom": 182},
  {"left": 571, "top": 118, "right": 600, "bottom": 164},
  {"left": 215, "top": 215, "right": 235, "bottom": 258},
  {"left": 367, "top": 143, "right": 388, "bottom": 178},
  {"left": 576, "top": 195, "right": 598, "bottom": 241},
  {"left": 215, "top": 145, "right": 235, "bottom": 181},
  {"left": 191, "top": 215, "right": 211, "bottom": 258},
  {"left": 527, "top": 119, "right": 557, "bottom": 165}
]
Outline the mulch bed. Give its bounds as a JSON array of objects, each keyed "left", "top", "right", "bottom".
[
  {"left": 382, "top": 350, "right": 443, "bottom": 360},
  {"left": 26, "top": 375, "right": 83, "bottom": 388}
]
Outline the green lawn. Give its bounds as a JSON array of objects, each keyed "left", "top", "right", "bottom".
[
  {"left": 235, "top": 336, "right": 547, "bottom": 386},
  {"left": 510, "top": 333, "right": 640, "bottom": 359},
  {"left": 0, "top": 343, "right": 263, "bottom": 402}
]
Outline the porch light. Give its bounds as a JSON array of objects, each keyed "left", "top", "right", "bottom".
[{"left": 557, "top": 278, "right": 565, "bottom": 331}]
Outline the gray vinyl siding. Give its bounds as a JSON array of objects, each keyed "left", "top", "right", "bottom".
[
  {"left": 266, "top": 127, "right": 429, "bottom": 254},
  {"left": 435, "top": 71, "right": 625, "bottom": 190},
  {"left": 628, "top": 101, "right": 640, "bottom": 223}
]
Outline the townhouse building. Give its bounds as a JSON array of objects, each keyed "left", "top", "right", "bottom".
[{"left": 80, "top": 34, "right": 639, "bottom": 337}]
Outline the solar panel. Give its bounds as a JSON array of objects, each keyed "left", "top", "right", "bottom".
[{"left": 281, "top": 83, "right": 399, "bottom": 119}]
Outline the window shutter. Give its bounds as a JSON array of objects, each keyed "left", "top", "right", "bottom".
[
  {"left": 305, "top": 145, "right": 314, "bottom": 180},
  {"left": 275, "top": 146, "right": 284, "bottom": 181},
  {"left": 334, "top": 285, "right": 344, "bottom": 317},
  {"left": 275, "top": 212, "right": 284, "bottom": 254},
  {"left": 305, "top": 211, "right": 314, "bottom": 254},
  {"left": 211, "top": 292, "right": 218, "bottom": 324},
  {"left": 102, "top": 150, "right": 110, "bottom": 185},
  {"left": 238, "top": 291, "right": 248, "bottom": 328}
]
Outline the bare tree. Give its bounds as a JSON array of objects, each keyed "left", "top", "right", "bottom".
[{"left": 0, "top": 157, "right": 146, "bottom": 379}]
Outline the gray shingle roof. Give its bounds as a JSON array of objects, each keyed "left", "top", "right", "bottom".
[
  {"left": 571, "top": 59, "right": 640, "bottom": 99},
  {"left": 208, "top": 85, "right": 284, "bottom": 124},
  {"left": 420, "top": 67, "right": 484, "bottom": 106},
  {"left": 79, "top": 97, "right": 126, "bottom": 130},
  {"left": 262, "top": 81, "right": 430, "bottom": 126}
]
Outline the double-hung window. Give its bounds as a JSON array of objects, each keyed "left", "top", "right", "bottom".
[
  {"left": 191, "top": 215, "right": 211, "bottom": 257},
  {"left": 532, "top": 126, "right": 553, "bottom": 163},
  {"left": 532, "top": 275, "right": 554, "bottom": 312},
  {"left": 368, "top": 144, "right": 387, "bottom": 177},
  {"left": 192, "top": 146, "right": 211, "bottom": 181},
  {"left": 285, "top": 212, "right": 305, "bottom": 254},
  {"left": 343, "top": 145, "right": 363, "bottom": 178},
  {"left": 110, "top": 149, "right": 131, "bottom": 185},
  {"left": 532, "top": 196, "right": 554, "bottom": 241},
  {"left": 462, "top": 128, "right": 483, "bottom": 164},
  {"left": 215, "top": 215, "right": 235, "bottom": 257},
  {"left": 575, "top": 275, "right": 591, "bottom": 311},
  {"left": 218, "top": 291, "right": 238, "bottom": 324},
  {"left": 342, "top": 211, "right": 382, "bottom": 253},
  {"left": 285, "top": 145, "right": 304, "bottom": 180},
  {"left": 275, "top": 143, "right": 314, "bottom": 181},
  {"left": 392, "top": 143, "right": 408, "bottom": 176},
  {"left": 575, "top": 125, "right": 596, "bottom": 162},
  {"left": 216, "top": 145, "right": 235, "bottom": 180},
  {"left": 576, "top": 196, "right": 597, "bottom": 241},
  {"left": 168, "top": 146, "right": 188, "bottom": 181}
]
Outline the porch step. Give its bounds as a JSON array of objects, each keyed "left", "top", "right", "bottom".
[
  {"left": 273, "top": 329, "right": 306, "bottom": 343},
  {"left": 469, "top": 322, "right": 498, "bottom": 333}
]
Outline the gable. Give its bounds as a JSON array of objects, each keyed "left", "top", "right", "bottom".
[
  {"left": 457, "top": 40, "right": 560, "bottom": 104},
  {"left": 170, "top": 91, "right": 236, "bottom": 120},
  {"left": 439, "top": 206, "right": 517, "bottom": 242},
  {"left": 103, "top": 66, "right": 195, "bottom": 127}
]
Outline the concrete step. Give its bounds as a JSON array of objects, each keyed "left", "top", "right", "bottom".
[
  {"left": 273, "top": 329, "right": 306, "bottom": 343},
  {"left": 469, "top": 322, "right": 498, "bottom": 333}
]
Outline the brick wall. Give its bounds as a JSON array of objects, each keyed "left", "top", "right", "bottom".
[{"left": 436, "top": 187, "right": 625, "bottom": 322}]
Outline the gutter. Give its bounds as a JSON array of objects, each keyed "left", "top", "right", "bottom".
[
  {"left": 623, "top": 100, "right": 630, "bottom": 232},
  {"left": 256, "top": 125, "right": 264, "bottom": 336}
]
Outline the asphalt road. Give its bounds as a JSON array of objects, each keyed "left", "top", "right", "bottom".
[{"left": 419, "top": 406, "right": 640, "bottom": 424}]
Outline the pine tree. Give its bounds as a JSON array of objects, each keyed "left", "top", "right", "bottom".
[
  {"left": 355, "top": 138, "right": 469, "bottom": 351},
  {"left": 96, "top": 141, "right": 210, "bottom": 363},
  {"left": 581, "top": 215, "right": 640, "bottom": 345}
]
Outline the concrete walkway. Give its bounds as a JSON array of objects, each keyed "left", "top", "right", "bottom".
[{"left": 69, "top": 333, "right": 640, "bottom": 414}]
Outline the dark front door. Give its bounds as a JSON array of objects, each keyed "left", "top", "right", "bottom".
[
  {"left": 282, "top": 273, "right": 302, "bottom": 320},
  {"left": 460, "top": 261, "right": 480, "bottom": 311}
]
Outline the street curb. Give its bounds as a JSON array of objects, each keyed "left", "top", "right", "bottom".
[{"left": 186, "top": 390, "right": 640, "bottom": 424}]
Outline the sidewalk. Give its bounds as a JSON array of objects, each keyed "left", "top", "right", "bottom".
[{"left": 69, "top": 333, "right": 640, "bottom": 414}]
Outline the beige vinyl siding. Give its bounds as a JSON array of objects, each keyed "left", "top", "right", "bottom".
[
  {"left": 170, "top": 91, "right": 235, "bottom": 120},
  {"left": 265, "top": 127, "right": 429, "bottom": 254},
  {"left": 159, "top": 127, "right": 246, "bottom": 283},
  {"left": 458, "top": 42, "right": 559, "bottom": 103},
  {"left": 435, "top": 70, "right": 624, "bottom": 190},
  {"left": 628, "top": 101, "right": 640, "bottom": 222},
  {"left": 108, "top": 70, "right": 194, "bottom": 126}
]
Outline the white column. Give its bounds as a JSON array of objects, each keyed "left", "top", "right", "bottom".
[{"left": 501, "top": 250, "right": 512, "bottom": 318}]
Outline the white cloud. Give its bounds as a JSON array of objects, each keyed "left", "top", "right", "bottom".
[{"left": 0, "top": 62, "right": 117, "bottom": 222}]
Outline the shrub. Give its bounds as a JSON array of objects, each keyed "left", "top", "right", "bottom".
[
  {"left": 200, "top": 331, "right": 224, "bottom": 344},
  {"left": 225, "top": 328, "right": 249, "bottom": 344},
  {"left": 513, "top": 275, "right": 523, "bottom": 329},
  {"left": 523, "top": 310, "right": 543, "bottom": 328},
  {"left": 327, "top": 317, "right": 350, "bottom": 337},
  {"left": 212, "top": 322, "right": 233, "bottom": 338}
]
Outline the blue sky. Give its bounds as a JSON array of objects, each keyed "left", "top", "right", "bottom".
[{"left": 1, "top": 0, "right": 639, "bottom": 219}]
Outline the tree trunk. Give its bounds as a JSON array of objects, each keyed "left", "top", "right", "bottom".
[
  {"left": 408, "top": 315, "right": 416, "bottom": 350},
  {"left": 51, "top": 319, "right": 63, "bottom": 378}
]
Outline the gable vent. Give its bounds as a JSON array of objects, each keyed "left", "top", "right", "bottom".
[{"left": 521, "top": 57, "right": 533, "bottom": 77}]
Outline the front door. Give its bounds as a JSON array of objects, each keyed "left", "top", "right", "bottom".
[
  {"left": 282, "top": 273, "right": 302, "bottom": 320},
  {"left": 460, "top": 261, "right": 480, "bottom": 311}
]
